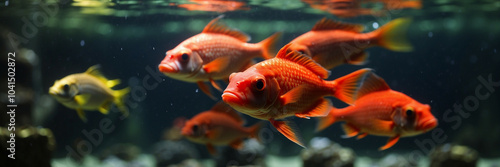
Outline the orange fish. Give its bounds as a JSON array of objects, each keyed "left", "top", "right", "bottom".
[
  {"left": 177, "top": 0, "right": 250, "bottom": 13},
  {"left": 222, "top": 44, "right": 372, "bottom": 147},
  {"left": 181, "top": 102, "right": 261, "bottom": 155},
  {"left": 316, "top": 72, "right": 438, "bottom": 150},
  {"left": 159, "top": 16, "right": 281, "bottom": 99},
  {"left": 287, "top": 17, "right": 412, "bottom": 69}
]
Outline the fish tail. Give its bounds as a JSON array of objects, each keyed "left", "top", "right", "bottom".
[
  {"left": 329, "top": 68, "right": 373, "bottom": 105},
  {"left": 113, "top": 87, "right": 130, "bottom": 117},
  {"left": 375, "top": 18, "right": 413, "bottom": 52},
  {"left": 248, "top": 122, "right": 264, "bottom": 142},
  {"left": 316, "top": 106, "right": 338, "bottom": 132},
  {"left": 258, "top": 32, "right": 282, "bottom": 59}
]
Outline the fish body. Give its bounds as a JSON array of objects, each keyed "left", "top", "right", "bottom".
[
  {"left": 222, "top": 44, "right": 372, "bottom": 147},
  {"left": 49, "top": 65, "right": 129, "bottom": 122},
  {"left": 317, "top": 72, "right": 437, "bottom": 150},
  {"left": 159, "top": 16, "right": 280, "bottom": 99},
  {"left": 181, "top": 102, "right": 261, "bottom": 155},
  {"left": 287, "top": 17, "right": 413, "bottom": 69},
  {"left": 177, "top": 0, "right": 250, "bottom": 13}
]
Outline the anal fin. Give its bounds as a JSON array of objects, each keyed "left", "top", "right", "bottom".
[
  {"left": 229, "top": 139, "right": 244, "bottom": 150},
  {"left": 76, "top": 108, "right": 87, "bottom": 122},
  {"left": 209, "top": 78, "right": 223, "bottom": 92},
  {"left": 356, "top": 133, "right": 368, "bottom": 139},
  {"left": 347, "top": 51, "right": 369, "bottom": 65},
  {"left": 206, "top": 143, "right": 217, "bottom": 155}
]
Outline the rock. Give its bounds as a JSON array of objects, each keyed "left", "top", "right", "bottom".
[
  {"left": 429, "top": 144, "right": 478, "bottom": 167},
  {"left": 216, "top": 139, "right": 267, "bottom": 167},
  {"left": 153, "top": 140, "right": 199, "bottom": 167},
  {"left": 0, "top": 127, "right": 56, "bottom": 167},
  {"left": 301, "top": 137, "right": 355, "bottom": 167},
  {"left": 378, "top": 153, "right": 417, "bottom": 167},
  {"left": 168, "top": 159, "right": 203, "bottom": 167},
  {"left": 99, "top": 143, "right": 141, "bottom": 162}
]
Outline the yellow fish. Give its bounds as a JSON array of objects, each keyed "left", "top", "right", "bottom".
[{"left": 49, "top": 65, "right": 130, "bottom": 122}]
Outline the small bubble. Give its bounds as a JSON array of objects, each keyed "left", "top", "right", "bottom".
[
  {"left": 372, "top": 22, "right": 379, "bottom": 29},
  {"left": 494, "top": 49, "right": 497, "bottom": 53},
  {"left": 80, "top": 40, "right": 85, "bottom": 46},
  {"left": 195, "top": 89, "right": 198, "bottom": 93},
  {"left": 428, "top": 32, "right": 433, "bottom": 38},
  {"left": 153, "top": 47, "right": 155, "bottom": 50},
  {"left": 120, "top": 48, "right": 123, "bottom": 51},
  {"left": 5, "top": 0, "right": 9, "bottom": 6},
  {"left": 170, "top": 103, "right": 173, "bottom": 106}
]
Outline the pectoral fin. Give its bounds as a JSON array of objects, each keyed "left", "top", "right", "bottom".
[
  {"left": 209, "top": 78, "right": 223, "bottom": 92},
  {"left": 203, "top": 56, "right": 231, "bottom": 74},
  {"left": 197, "top": 81, "right": 217, "bottom": 100},
  {"left": 74, "top": 94, "right": 91, "bottom": 106},
  {"left": 76, "top": 108, "right": 87, "bottom": 122},
  {"left": 280, "top": 85, "right": 307, "bottom": 106},
  {"left": 295, "top": 98, "right": 332, "bottom": 119},
  {"left": 379, "top": 134, "right": 400, "bottom": 150}
]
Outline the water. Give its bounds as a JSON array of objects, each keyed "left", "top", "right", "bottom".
[{"left": 1, "top": 0, "right": 499, "bottom": 166}]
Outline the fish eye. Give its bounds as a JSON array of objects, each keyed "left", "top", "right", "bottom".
[
  {"left": 254, "top": 78, "right": 265, "bottom": 91},
  {"left": 63, "top": 84, "right": 70, "bottom": 92},
  {"left": 192, "top": 124, "right": 199, "bottom": 132},
  {"left": 406, "top": 109, "right": 414, "bottom": 117},
  {"left": 181, "top": 53, "right": 189, "bottom": 61}
]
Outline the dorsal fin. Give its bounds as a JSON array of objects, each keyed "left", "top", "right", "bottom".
[
  {"left": 355, "top": 72, "right": 391, "bottom": 99},
  {"left": 202, "top": 15, "right": 250, "bottom": 42},
  {"left": 312, "top": 18, "right": 364, "bottom": 32},
  {"left": 85, "top": 65, "right": 109, "bottom": 83},
  {"left": 276, "top": 44, "right": 330, "bottom": 79},
  {"left": 210, "top": 101, "right": 244, "bottom": 124}
]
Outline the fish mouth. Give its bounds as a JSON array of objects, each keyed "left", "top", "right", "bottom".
[
  {"left": 222, "top": 91, "right": 243, "bottom": 106},
  {"left": 158, "top": 63, "right": 178, "bottom": 73},
  {"left": 419, "top": 118, "right": 438, "bottom": 131},
  {"left": 48, "top": 87, "right": 58, "bottom": 96}
]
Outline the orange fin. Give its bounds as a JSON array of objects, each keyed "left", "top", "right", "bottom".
[
  {"left": 280, "top": 85, "right": 307, "bottom": 106},
  {"left": 379, "top": 134, "right": 400, "bottom": 150},
  {"left": 210, "top": 101, "right": 244, "bottom": 124},
  {"left": 316, "top": 106, "right": 338, "bottom": 132},
  {"left": 295, "top": 98, "right": 332, "bottom": 119},
  {"left": 203, "top": 56, "right": 231, "bottom": 74},
  {"left": 331, "top": 68, "right": 373, "bottom": 105},
  {"left": 312, "top": 18, "right": 364, "bottom": 32},
  {"left": 197, "top": 81, "right": 217, "bottom": 100},
  {"left": 356, "top": 72, "right": 391, "bottom": 99},
  {"left": 209, "top": 78, "right": 223, "bottom": 92},
  {"left": 357, "top": 133, "right": 368, "bottom": 139},
  {"left": 229, "top": 139, "right": 244, "bottom": 149},
  {"left": 375, "top": 18, "right": 413, "bottom": 52},
  {"left": 258, "top": 32, "right": 282, "bottom": 59},
  {"left": 206, "top": 143, "right": 217, "bottom": 155},
  {"left": 203, "top": 15, "right": 250, "bottom": 42},
  {"left": 276, "top": 44, "right": 330, "bottom": 79},
  {"left": 347, "top": 51, "right": 369, "bottom": 65},
  {"left": 270, "top": 119, "right": 305, "bottom": 148},
  {"left": 341, "top": 123, "right": 360, "bottom": 138}
]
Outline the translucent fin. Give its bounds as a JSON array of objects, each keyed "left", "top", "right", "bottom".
[
  {"left": 316, "top": 106, "right": 337, "bottom": 132},
  {"left": 209, "top": 78, "right": 223, "bottom": 92},
  {"left": 331, "top": 68, "right": 372, "bottom": 105},
  {"left": 229, "top": 139, "right": 244, "bottom": 149},
  {"left": 355, "top": 72, "right": 390, "bottom": 99},
  {"left": 295, "top": 98, "right": 332, "bottom": 119},
  {"left": 270, "top": 119, "right": 305, "bottom": 148},
  {"left": 280, "top": 85, "right": 307, "bottom": 106},
  {"left": 379, "top": 135, "right": 400, "bottom": 150},
  {"left": 347, "top": 51, "right": 369, "bottom": 65},
  {"left": 113, "top": 87, "right": 130, "bottom": 117},
  {"left": 203, "top": 56, "right": 231, "bottom": 74},
  {"left": 341, "top": 123, "right": 360, "bottom": 138},
  {"left": 312, "top": 18, "right": 364, "bottom": 32},
  {"left": 375, "top": 18, "right": 413, "bottom": 52},
  {"left": 276, "top": 44, "right": 330, "bottom": 79},
  {"left": 76, "top": 108, "right": 87, "bottom": 122},
  {"left": 106, "top": 79, "right": 121, "bottom": 88},
  {"left": 357, "top": 133, "right": 368, "bottom": 140},
  {"left": 257, "top": 32, "right": 282, "bottom": 59},
  {"left": 210, "top": 101, "right": 244, "bottom": 124},
  {"left": 206, "top": 143, "right": 217, "bottom": 155},
  {"left": 197, "top": 81, "right": 217, "bottom": 100},
  {"left": 74, "top": 94, "right": 91, "bottom": 106},
  {"left": 202, "top": 15, "right": 250, "bottom": 42}
]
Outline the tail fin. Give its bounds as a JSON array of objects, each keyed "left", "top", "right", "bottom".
[
  {"left": 375, "top": 18, "right": 413, "bottom": 52},
  {"left": 330, "top": 68, "right": 372, "bottom": 105},
  {"left": 258, "top": 32, "right": 282, "bottom": 59},
  {"left": 316, "top": 107, "right": 338, "bottom": 132},
  {"left": 248, "top": 122, "right": 264, "bottom": 142},
  {"left": 113, "top": 87, "right": 130, "bottom": 117}
]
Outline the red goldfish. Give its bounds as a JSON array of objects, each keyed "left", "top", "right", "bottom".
[
  {"left": 222, "top": 44, "right": 372, "bottom": 147},
  {"left": 317, "top": 72, "right": 437, "bottom": 150},
  {"left": 159, "top": 16, "right": 281, "bottom": 99},
  {"left": 287, "top": 17, "right": 412, "bottom": 69},
  {"left": 177, "top": 0, "right": 249, "bottom": 13},
  {"left": 181, "top": 102, "right": 261, "bottom": 155}
]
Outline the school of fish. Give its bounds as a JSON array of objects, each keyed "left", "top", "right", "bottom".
[{"left": 50, "top": 10, "right": 437, "bottom": 155}]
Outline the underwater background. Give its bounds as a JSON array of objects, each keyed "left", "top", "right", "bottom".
[{"left": 1, "top": 0, "right": 499, "bottom": 166}]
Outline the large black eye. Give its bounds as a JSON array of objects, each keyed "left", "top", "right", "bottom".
[
  {"left": 181, "top": 53, "right": 189, "bottom": 61},
  {"left": 192, "top": 124, "right": 199, "bottom": 132},
  {"left": 63, "top": 84, "right": 70, "bottom": 92},
  {"left": 406, "top": 109, "right": 414, "bottom": 117},
  {"left": 254, "top": 79, "right": 265, "bottom": 91}
]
